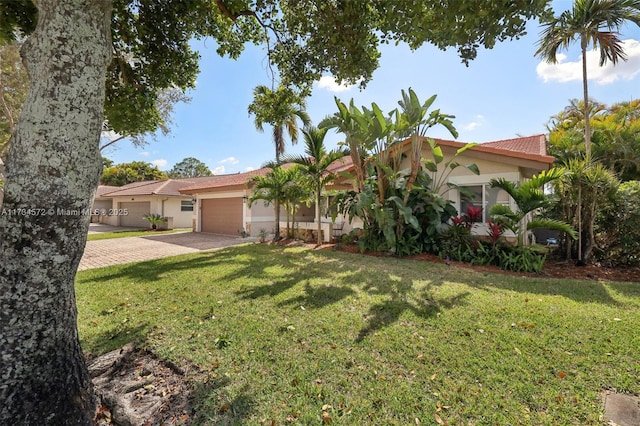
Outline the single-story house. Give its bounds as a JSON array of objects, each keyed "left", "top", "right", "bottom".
[
  {"left": 179, "top": 168, "right": 308, "bottom": 237},
  {"left": 180, "top": 134, "right": 554, "bottom": 242},
  {"left": 368, "top": 134, "right": 555, "bottom": 239},
  {"left": 95, "top": 176, "right": 220, "bottom": 229}
]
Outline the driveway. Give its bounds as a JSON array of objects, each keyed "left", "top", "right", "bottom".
[{"left": 79, "top": 232, "right": 254, "bottom": 271}]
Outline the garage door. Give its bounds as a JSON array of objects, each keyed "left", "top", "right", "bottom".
[
  {"left": 201, "top": 198, "right": 243, "bottom": 235},
  {"left": 119, "top": 201, "right": 150, "bottom": 228}
]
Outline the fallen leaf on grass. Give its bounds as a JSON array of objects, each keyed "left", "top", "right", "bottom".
[
  {"left": 557, "top": 372, "right": 567, "bottom": 379},
  {"left": 435, "top": 413, "right": 449, "bottom": 425},
  {"left": 322, "top": 411, "right": 333, "bottom": 424}
]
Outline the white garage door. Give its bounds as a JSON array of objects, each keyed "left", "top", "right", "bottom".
[
  {"left": 201, "top": 198, "right": 243, "bottom": 235},
  {"left": 119, "top": 201, "right": 150, "bottom": 228}
]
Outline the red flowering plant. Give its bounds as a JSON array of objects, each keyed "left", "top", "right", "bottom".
[
  {"left": 451, "top": 205, "right": 483, "bottom": 230},
  {"left": 487, "top": 220, "right": 504, "bottom": 245},
  {"left": 466, "top": 205, "right": 483, "bottom": 223}
]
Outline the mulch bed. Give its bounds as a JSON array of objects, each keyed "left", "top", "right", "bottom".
[{"left": 325, "top": 241, "right": 640, "bottom": 283}]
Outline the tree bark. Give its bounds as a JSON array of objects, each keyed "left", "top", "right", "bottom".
[{"left": 0, "top": 0, "right": 112, "bottom": 424}]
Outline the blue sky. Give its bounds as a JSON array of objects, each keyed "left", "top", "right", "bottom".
[{"left": 102, "top": 1, "right": 640, "bottom": 175}]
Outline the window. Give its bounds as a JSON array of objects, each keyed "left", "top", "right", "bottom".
[
  {"left": 459, "top": 184, "right": 509, "bottom": 222},
  {"left": 181, "top": 200, "right": 194, "bottom": 212}
]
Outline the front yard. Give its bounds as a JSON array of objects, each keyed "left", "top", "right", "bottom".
[{"left": 76, "top": 244, "right": 640, "bottom": 425}]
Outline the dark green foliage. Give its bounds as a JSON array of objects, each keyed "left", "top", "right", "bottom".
[
  {"left": 167, "top": 157, "right": 212, "bottom": 178},
  {"left": 0, "top": 1, "right": 36, "bottom": 43},
  {"left": 100, "top": 161, "right": 168, "bottom": 186},
  {"left": 596, "top": 180, "right": 640, "bottom": 265},
  {"left": 2, "top": 1, "right": 555, "bottom": 137}
]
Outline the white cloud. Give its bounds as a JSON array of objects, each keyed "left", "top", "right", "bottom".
[
  {"left": 151, "top": 159, "right": 167, "bottom": 168},
  {"left": 139, "top": 151, "right": 150, "bottom": 157},
  {"left": 536, "top": 39, "right": 640, "bottom": 85},
  {"left": 212, "top": 166, "right": 226, "bottom": 175},
  {"left": 462, "top": 115, "right": 485, "bottom": 131},
  {"left": 316, "top": 75, "right": 358, "bottom": 93},
  {"left": 219, "top": 156, "right": 239, "bottom": 165},
  {"left": 244, "top": 166, "right": 255, "bottom": 172}
]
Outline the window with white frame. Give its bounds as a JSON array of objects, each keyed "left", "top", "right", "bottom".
[
  {"left": 180, "top": 200, "right": 194, "bottom": 212},
  {"left": 459, "top": 184, "right": 510, "bottom": 222}
]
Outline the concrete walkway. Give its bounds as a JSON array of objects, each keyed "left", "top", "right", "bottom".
[{"left": 79, "top": 232, "right": 254, "bottom": 271}]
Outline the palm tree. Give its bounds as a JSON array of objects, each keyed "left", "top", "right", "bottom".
[
  {"left": 143, "top": 213, "right": 168, "bottom": 230},
  {"left": 249, "top": 163, "right": 296, "bottom": 241},
  {"left": 248, "top": 85, "right": 311, "bottom": 162},
  {"left": 552, "top": 158, "right": 619, "bottom": 263},
  {"left": 535, "top": 0, "right": 640, "bottom": 158},
  {"left": 282, "top": 126, "right": 348, "bottom": 245},
  {"left": 489, "top": 168, "right": 577, "bottom": 246}
]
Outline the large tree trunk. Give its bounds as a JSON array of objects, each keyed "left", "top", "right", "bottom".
[{"left": 0, "top": 0, "right": 112, "bottom": 424}]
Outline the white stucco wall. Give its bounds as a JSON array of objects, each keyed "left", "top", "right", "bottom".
[{"left": 97, "top": 196, "right": 193, "bottom": 228}]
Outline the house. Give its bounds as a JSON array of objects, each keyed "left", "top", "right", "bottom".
[
  {"left": 395, "top": 134, "right": 554, "bottom": 236},
  {"left": 95, "top": 176, "right": 220, "bottom": 229},
  {"left": 181, "top": 134, "right": 554, "bottom": 241}
]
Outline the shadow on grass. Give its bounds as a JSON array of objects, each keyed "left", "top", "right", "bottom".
[
  {"left": 345, "top": 266, "right": 470, "bottom": 342},
  {"left": 277, "top": 282, "right": 357, "bottom": 309},
  {"left": 459, "top": 270, "right": 623, "bottom": 305},
  {"left": 190, "top": 382, "right": 255, "bottom": 425},
  {"left": 81, "top": 323, "right": 149, "bottom": 357},
  {"left": 235, "top": 249, "right": 471, "bottom": 342}
]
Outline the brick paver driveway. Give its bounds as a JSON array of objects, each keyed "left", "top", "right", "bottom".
[{"left": 79, "top": 232, "right": 251, "bottom": 271}]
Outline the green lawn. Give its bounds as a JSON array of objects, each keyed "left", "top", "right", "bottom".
[
  {"left": 75, "top": 244, "right": 640, "bottom": 425},
  {"left": 86, "top": 228, "right": 190, "bottom": 241}
]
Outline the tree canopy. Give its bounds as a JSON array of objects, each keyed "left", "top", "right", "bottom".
[
  {"left": 548, "top": 98, "right": 640, "bottom": 181},
  {"left": 167, "top": 156, "right": 213, "bottom": 178},
  {"left": 535, "top": 0, "right": 640, "bottom": 157},
  {"left": 2, "top": 1, "right": 554, "bottom": 116},
  {"left": 100, "top": 161, "right": 168, "bottom": 186}
]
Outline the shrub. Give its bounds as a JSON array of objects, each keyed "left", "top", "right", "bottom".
[
  {"left": 596, "top": 180, "right": 640, "bottom": 266},
  {"left": 143, "top": 213, "right": 167, "bottom": 230}
]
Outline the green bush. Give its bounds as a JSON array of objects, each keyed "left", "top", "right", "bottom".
[{"left": 596, "top": 180, "right": 640, "bottom": 266}]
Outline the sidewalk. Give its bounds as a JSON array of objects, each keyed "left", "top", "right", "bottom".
[{"left": 79, "top": 232, "right": 252, "bottom": 271}]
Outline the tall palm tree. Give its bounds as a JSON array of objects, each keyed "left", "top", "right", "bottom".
[
  {"left": 535, "top": 0, "right": 640, "bottom": 158},
  {"left": 282, "top": 126, "right": 348, "bottom": 245},
  {"left": 248, "top": 85, "right": 311, "bottom": 162}
]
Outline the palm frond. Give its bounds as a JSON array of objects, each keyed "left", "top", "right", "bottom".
[{"left": 527, "top": 218, "right": 577, "bottom": 240}]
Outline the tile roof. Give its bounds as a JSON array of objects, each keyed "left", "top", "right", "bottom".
[
  {"left": 179, "top": 169, "right": 269, "bottom": 193},
  {"left": 101, "top": 176, "right": 222, "bottom": 197},
  {"left": 177, "top": 134, "right": 553, "bottom": 193},
  {"left": 96, "top": 185, "right": 119, "bottom": 197},
  {"left": 179, "top": 164, "right": 299, "bottom": 193},
  {"left": 481, "top": 134, "right": 548, "bottom": 157}
]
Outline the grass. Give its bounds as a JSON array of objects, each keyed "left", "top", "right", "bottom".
[
  {"left": 75, "top": 244, "right": 640, "bottom": 425},
  {"left": 86, "top": 228, "right": 190, "bottom": 241}
]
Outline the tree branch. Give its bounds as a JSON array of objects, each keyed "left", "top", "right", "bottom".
[{"left": 99, "top": 134, "right": 126, "bottom": 151}]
